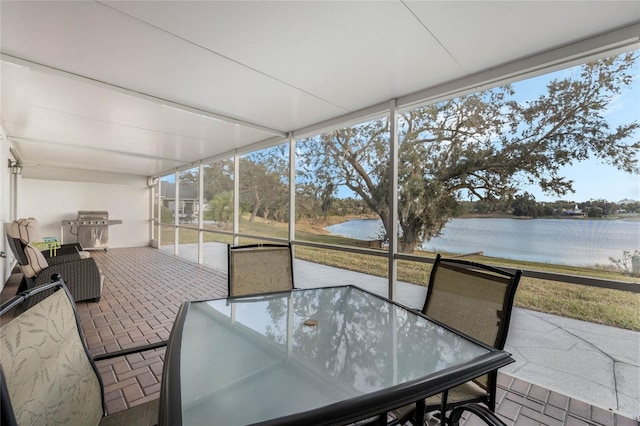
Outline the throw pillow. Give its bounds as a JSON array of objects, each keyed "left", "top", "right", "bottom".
[
  {"left": 8, "top": 220, "right": 20, "bottom": 238},
  {"left": 17, "top": 218, "right": 42, "bottom": 244},
  {"left": 22, "top": 244, "right": 49, "bottom": 278}
]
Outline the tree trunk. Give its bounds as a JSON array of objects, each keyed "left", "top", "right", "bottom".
[
  {"left": 249, "top": 189, "right": 260, "bottom": 222},
  {"left": 399, "top": 240, "right": 417, "bottom": 254},
  {"left": 378, "top": 209, "right": 391, "bottom": 244},
  {"left": 399, "top": 221, "right": 421, "bottom": 254}
]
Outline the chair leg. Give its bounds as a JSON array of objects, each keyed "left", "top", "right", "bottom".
[
  {"left": 375, "top": 414, "right": 387, "bottom": 426},
  {"left": 487, "top": 372, "right": 497, "bottom": 412},
  {"left": 414, "top": 399, "right": 426, "bottom": 426},
  {"left": 440, "top": 389, "right": 449, "bottom": 423},
  {"left": 16, "top": 277, "right": 28, "bottom": 293}
]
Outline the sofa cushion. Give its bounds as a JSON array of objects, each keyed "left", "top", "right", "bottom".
[{"left": 21, "top": 244, "right": 49, "bottom": 278}]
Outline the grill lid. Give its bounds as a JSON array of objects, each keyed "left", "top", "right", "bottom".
[
  {"left": 77, "top": 210, "right": 109, "bottom": 220},
  {"left": 77, "top": 211, "right": 110, "bottom": 226}
]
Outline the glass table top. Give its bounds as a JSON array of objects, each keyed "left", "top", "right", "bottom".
[{"left": 169, "top": 286, "right": 505, "bottom": 426}]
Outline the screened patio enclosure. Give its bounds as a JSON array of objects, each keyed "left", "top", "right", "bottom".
[
  {"left": 2, "top": 2, "right": 640, "bottom": 422},
  {"left": 2, "top": 2, "right": 639, "bottom": 294}
]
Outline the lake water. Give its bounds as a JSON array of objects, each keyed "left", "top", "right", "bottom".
[{"left": 325, "top": 217, "right": 640, "bottom": 267}]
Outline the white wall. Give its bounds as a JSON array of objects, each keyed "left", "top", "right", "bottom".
[
  {"left": 19, "top": 178, "right": 150, "bottom": 249},
  {"left": 1, "top": 128, "right": 12, "bottom": 290}
]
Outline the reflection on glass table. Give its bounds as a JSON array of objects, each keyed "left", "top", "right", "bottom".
[{"left": 159, "top": 285, "right": 513, "bottom": 426}]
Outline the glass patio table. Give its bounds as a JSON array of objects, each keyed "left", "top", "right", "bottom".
[{"left": 159, "top": 285, "right": 513, "bottom": 426}]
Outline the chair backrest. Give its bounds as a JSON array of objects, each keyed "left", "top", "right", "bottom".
[
  {"left": 228, "top": 243, "right": 294, "bottom": 297},
  {"left": 9, "top": 218, "right": 42, "bottom": 245},
  {"left": 5, "top": 234, "right": 52, "bottom": 292},
  {"left": 0, "top": 280, "right": 105, "bottom": 426},
  {"left": 422, "top": 254, "right": 522, "bottom": 352},
  {"left": 5, "top": 235, "right": 28, "bottom": 266}
]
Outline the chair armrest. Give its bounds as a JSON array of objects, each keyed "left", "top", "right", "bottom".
[
  {"left": 42, "top": 244, "right": 81, "bottom": 260},
  {"left": 61, "top": 243, "right": 83, "bottom": 251},
  {"left": 93, "top": 341, "right": 168, "bottom": 362},
  {"left": 44, "top": 253, "right": 82, "bottom": 265},
  {"left": 449, "top": 403, "right": 507, "bottom": 426}
]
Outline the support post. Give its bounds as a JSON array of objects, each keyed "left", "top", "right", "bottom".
[
  {"left": 288, "top": 132, "right": 295, "bottom": 259},
  {"left": 388, "top": 99, "right": 399, "bottom": 301},
  {"left": 198, "top": 161, "right": 204, "bottom": 264},
  {"left": 233, "top": 151, "right": 240, "bottom": 246}
]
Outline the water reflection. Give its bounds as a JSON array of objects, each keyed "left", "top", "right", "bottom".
[
  {"left": 205, "top": 287, "right": 487, "bottom": 393},
  {"left": 327, "top": 218, "right": 639, "bottom": 266}
]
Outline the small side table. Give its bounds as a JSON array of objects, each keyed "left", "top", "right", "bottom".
[{"left": 33, "top": 237, "right": 61, "bottom": 257}]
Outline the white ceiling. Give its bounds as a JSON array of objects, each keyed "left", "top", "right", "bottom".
[{"left": 1, "top": 1, "right": 639, "bottom": 181}]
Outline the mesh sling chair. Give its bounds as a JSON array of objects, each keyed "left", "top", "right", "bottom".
[
  {"left": 391, "top": 254, "right": 522, "bottom": 426},
  {"left": 227, "top": 243, "right": 294, "bottom": 297},
  {"left": 0, "top": 275, "right": 167, "bottom": 426}
]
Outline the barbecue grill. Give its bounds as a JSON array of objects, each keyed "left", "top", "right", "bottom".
[{"left": 61, "top": 211, "right": 123, "bottom": 251}]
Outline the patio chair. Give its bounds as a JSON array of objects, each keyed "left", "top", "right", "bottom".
[
  {"left": 449, "top": 403, "right": 507, "bottom": 426},
  {"left": 0, "top": 276, "right": 166, "bottom": 426},
  {"left": 8, "top": 217, "right": 83, "bottom": 260},
  {"left": 6, "top": 236, "right": 103, "bottom": 302},
  {"left": 391, "top": 254, "right": 521, "bottom": 425},
  {"left": 6, "top": 233, "right": 80, "bottom": 269},
  {"left": 227, "top": 243, "right": 294, "bottom": 297}
]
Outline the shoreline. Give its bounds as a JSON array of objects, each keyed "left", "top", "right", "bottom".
[
  {"left": 328, "top": 213, "right": 640, "bottom": 221},
  {"left": 320, "top": 215, "right": 639, "bottom": 271}
]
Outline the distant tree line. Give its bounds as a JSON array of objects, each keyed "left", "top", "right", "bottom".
[
  {"left": 460, "top": 194, "right": 640, "bottom": 218},
  {"left": 180, "top": 152, "right": 290, "bottom": 228},
  {"left": 302, "top": 192, "right": 639, "bottom": 219}
]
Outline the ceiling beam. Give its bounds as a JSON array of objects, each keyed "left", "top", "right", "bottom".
[
  {"left": 9, "top": 136, "right": 190, "bottom": 163},
  {"left": 1, "top": 53, "right": 288, "bottom": 138}
]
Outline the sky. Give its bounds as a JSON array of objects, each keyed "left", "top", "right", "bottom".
[
  {"left": 525, "top": 159, "right": 639, "bottom": 203},
  {"left": 513, "top": 57, "right": 639, "bottom": 203}
]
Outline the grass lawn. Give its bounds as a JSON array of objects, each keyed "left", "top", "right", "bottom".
[{"left": 162, "top": 218, "right": 640, "bottom": 331}]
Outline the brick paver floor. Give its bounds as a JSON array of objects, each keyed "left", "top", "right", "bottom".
[
  {"left": 81, "top": 247, "right": 227, "bottom": 414},
  {"left": 2, "top": 247, "right": 637, "bottom": 425}
]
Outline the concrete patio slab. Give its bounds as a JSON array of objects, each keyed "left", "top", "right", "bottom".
[
  {"left": 295, "top": 257, "right": 640, "bottom": 420},
  {"left": 505, "top": 309, "right": 639, "bottom": 419}
]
